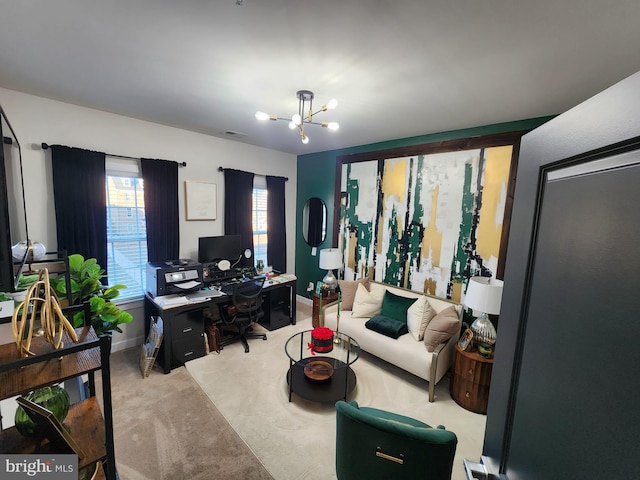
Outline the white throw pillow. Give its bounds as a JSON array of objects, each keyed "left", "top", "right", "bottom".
[
  {"left": 351, "top": 283, "right": 385, "bottom": 318},
  {"left": 406, "top": 296, "right": 436, "bottom": 341}
]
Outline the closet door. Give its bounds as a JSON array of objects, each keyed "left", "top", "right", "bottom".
[{"left": 482, "top": 71, "right": 640, "bottom": 480}]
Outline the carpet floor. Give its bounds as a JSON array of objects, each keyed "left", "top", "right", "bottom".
[
  {"left": 107, "top": 347, "right": 273, "bottom": 479},
  {"left": 185, "top": 315, "right": 486, "bottom": 480}
]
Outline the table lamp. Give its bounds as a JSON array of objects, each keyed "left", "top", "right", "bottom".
[
  {"left": 464, "top": 276, "right": 503, "bottom": 356},
  {"left": 319, "top": 248, "right": 342, "bottom": 293}
]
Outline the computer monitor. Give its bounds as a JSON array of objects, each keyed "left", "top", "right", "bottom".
[{"left": 197, "top": 234, "right": 252, "bottom": 269}]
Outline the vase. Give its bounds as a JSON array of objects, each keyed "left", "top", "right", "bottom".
[
  {"left": 15, "top": 385, "right": 70, "bottom": 437},
  {"left": 12, "top": 241, "right": 47, "bottom": 262}
]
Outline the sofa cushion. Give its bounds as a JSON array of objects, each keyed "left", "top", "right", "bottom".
[
  {"left": 351, "top": 283, "right": 385, "bottom": 318},
  {"left": 423, "top": 306, "right": 460, "bottom": 352},
  {"left": 338, "top": 278, "right": 370, "bottom": 310},
  {"left": 406, "top": 296, "right": 437, "bottom": 341},
  {"left": 365, "top": 315, "right": 408, "bottom": 339},
  {"left": 380, "top": 290, "right": 417, "bottom": 323}
]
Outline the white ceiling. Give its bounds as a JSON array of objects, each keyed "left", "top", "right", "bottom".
[{"left": 1, "top": 0, "right": 640, "bottom": 156}]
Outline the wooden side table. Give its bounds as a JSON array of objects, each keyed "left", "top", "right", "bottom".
[
  {"left": 312, "top": 291, "right": 338, "bottom": 327},
  {"left": 449, "top": 343, "right": 493, "bottom": 414}
]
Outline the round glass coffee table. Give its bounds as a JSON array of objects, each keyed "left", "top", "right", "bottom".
[{"left": 285, "top": 330, "right": 361, "bottom": 403}]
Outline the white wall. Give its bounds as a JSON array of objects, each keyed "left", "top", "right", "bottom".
[{"left": 0, "top": 87, "right": 297, "bottom": 352}]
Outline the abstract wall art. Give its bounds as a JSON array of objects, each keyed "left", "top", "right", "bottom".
[{"left": 338, "top": 140, "right": 516, "bottom": 304}]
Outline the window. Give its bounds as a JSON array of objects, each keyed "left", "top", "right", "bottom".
[
  {"left": 252, "top": 178, "right": 268, "bottom": 268},
  {"left": 106, "top": 157, "right": 147, "bottom": 300}
]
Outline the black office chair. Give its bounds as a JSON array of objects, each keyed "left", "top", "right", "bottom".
[{"left": 219, "top": 277, "right": 267, "bottom": 353}]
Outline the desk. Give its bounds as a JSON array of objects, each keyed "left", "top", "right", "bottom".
[{"left": 145, "top": 274, "right": 297, "bottom": 373}]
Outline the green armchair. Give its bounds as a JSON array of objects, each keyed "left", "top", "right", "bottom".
[{"left": 335, "top": 400, "right": 457, "bottom": 480}]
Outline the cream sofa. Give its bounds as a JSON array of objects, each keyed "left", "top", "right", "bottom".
[{"left": 321, "top": 281, "right": 462, "bottom": 402}]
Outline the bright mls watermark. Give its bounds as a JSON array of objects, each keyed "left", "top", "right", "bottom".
[{"left": 0, "top": 455, "right": 77, "bottom": 479}]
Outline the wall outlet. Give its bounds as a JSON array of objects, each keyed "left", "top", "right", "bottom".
[{"left": 307, "top": 282, "right": 314, "bottom": 292}]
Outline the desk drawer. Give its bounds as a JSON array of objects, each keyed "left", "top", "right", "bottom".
[
  {"left": 171, "top": 335, "right": 206, "bottom": 367},
  {"left": 260, "top": 287, "right": 291, "bottom": 331},
  {"left": 170, "top": 308, "right": 205, "bottom": 340},
  {"left": 453, "top": 352, "right": 492, "bottom": 386}
]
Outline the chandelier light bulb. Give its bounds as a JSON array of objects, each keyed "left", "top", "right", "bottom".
[{"left": 255, "top": 90, "right": 339, "bottom": 145}]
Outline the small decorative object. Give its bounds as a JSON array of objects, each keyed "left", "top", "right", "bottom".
[
  {"left": 458, "top": 328, "right": 474, "bottom": 351},
  {"left": 309, "top": 327, "right": 334, "bottom": 354},
  {"left": 12, "top": 240, "right": 47, "bottom": 262},
  {"left": 303, "top": 360, "right": 334, "bottom": 382},
  {"left": 15, "top": 396, "right": 84, "bottom": 459},
  {"left": 477, "top": 343, "right": 494, "bottom": 358},
  {"left": 256, "top": 259, "right": 264, "bottom": 275},
  {"left": 334, "top": 292, "right": 342, "bottom": 344},
  {"left": 11, "top": 268, "right": 78, "bottom": 357},
  {"left": 14, "top": 385, "right": 70, "bottom": 437}
]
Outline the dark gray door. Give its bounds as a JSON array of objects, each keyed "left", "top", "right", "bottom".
[{"left": 482, "top": 71, "right": 640, "bottom": 480}]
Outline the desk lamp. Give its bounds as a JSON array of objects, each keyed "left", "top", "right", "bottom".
[
  {"left": 319, "top": 248, "right": 342, "bottom": 293},
  {"left": 464, "top": 276, "right": 503, "bottom": 357}
]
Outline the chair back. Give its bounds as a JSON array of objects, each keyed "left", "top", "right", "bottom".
[
  {"left": 231, "top": 276, "right": 265, "bottom": 317},
  {"left": 335, "top": 400, "right": 457, "bottom": 480}
]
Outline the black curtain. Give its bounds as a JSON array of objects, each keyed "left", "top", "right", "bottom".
[
  {"left": 266, "top": 175, "right": 286, "bottom": 273},
  {"left": 51, "top": 145, "right": 107, "bottom": 272},
  {"left": 224, "top": 169, "right": 255, "bottom": 254},
  {"left": 141, "top": 158, "right": 179, "bottom": 262}
]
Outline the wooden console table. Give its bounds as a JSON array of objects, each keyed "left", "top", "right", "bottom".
[{"left": 449, "top": 343, "right": 493, "bottom": 414}]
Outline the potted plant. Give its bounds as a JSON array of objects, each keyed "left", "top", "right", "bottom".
[
  {"left": 8, "top": 274, "right": 40, "bottom": 302},
  {"left": 50, "top": 254, "right": 133, "bottom": 336},
  {"left": 0, "top": 291, "right": 14, "bottom": 318}
]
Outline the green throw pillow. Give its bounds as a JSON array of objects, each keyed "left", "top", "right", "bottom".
[
  {"left": 365, "top": 315, "right": 408, "bottom": 339},
  {"left": 380, "top": 290, "right": 417, "bottom": 323}
]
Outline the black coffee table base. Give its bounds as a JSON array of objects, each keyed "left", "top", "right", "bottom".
[{"left": 287, "top": 356, "right": 356, "bottom": 403}]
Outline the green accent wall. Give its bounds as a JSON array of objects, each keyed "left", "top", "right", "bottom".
[{"left": 295, "top": 116, "right": 554, "bottom": 297}]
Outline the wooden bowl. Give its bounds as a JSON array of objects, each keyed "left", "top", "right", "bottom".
[{"left": 303, "top": 360, "right": 334, "bottom": 382}]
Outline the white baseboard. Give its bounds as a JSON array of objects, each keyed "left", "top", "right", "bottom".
[{"left": 111, "top": 335, "right": 144, "bottom": 353}]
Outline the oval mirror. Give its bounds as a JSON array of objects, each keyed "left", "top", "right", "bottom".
[{"left": 302, "top": 197, "right": 327, "bottom": 247}]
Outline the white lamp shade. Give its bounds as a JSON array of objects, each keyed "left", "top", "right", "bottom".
[
  {"left": 319, "top": 248, "right": 342, "bottom": 270},
  {"left": 464, "top": 276, "right": 503, "bottom": 315}
]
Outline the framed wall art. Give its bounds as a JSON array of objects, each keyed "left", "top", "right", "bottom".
[
  {"left": 185, "top": 181, "right": 217, "bottom": 220},
  {"left": 335, "top": 131, "right": 526, "bottom": 304}
]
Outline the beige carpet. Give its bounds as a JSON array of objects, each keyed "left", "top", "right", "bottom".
[
  {"left": 185, "top": 315, "right": 486, "bottom": 480},
  {"left": 106, "top": 347, "right": 273, "bottom": 480}
]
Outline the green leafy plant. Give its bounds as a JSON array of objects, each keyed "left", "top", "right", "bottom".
[
  {"left": 50, "top": 254, "right": 133, "bottom": 336},
  {"left": 0, "top": 292, "right": 13, "bottom": 302},
  {"left": 16, "top": 274, "right": 39, "bottom": 291}
]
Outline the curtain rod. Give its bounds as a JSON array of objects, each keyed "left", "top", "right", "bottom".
[
  {"left": 217, "top": 166, "right": 288, "bottom": 181},
  {"left": 40, "top": 142, "right": 187, "bottom": 167}
]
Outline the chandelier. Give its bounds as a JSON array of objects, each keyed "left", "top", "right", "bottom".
[{"left": 255, "top": 90, "right": 339, "bottom": 145}]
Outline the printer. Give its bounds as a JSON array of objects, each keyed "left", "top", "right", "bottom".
[{"left": 146, "top": 259, "right": 203, "bottom": 297}]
